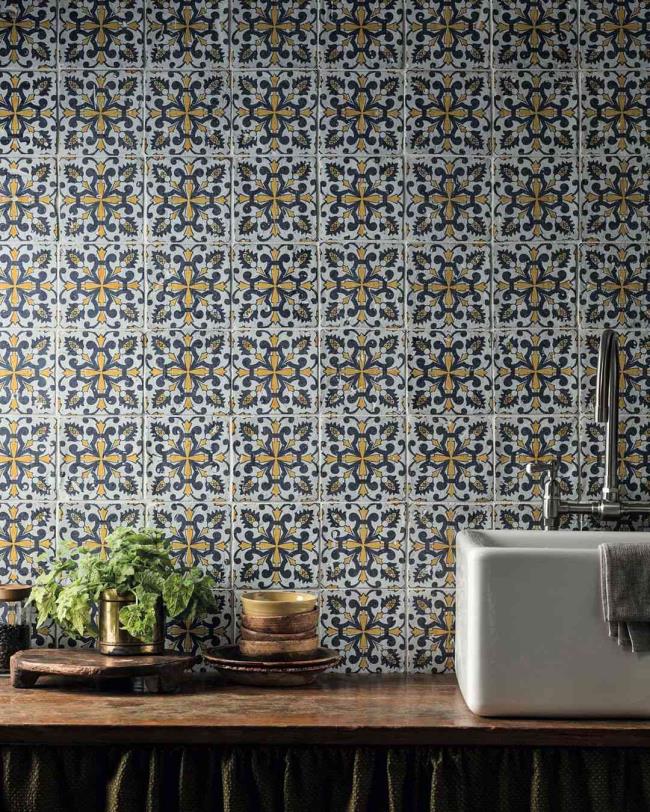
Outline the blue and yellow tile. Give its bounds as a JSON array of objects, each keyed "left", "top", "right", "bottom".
[
  {"left": 321, "top": 589, "right": 405, "bottom": 673},
  {"left": 321, "top": 157, "right": 403, "bottom": 240},
  {"left": 151, "top": 502, "right": 230, "bottom": 584},
  {"left": 406, "top": 0, "right": 489, "bottom": 68},
  {"left": 408, "top": 418, "right": 493, "bottom": 502},
  {"left": 146, "top": 0, "right": 229, "bottom": 68},
  {"left": 60, "top": 157, "right": 143, "bottom": 241},
  {"left": 406, "top": 72, "right": 490, "bottom": 154},
  {"left": 320, "top": 0, "right": 402, "bottom": 69},
  {"left": 233, "top": 502, "right": 318, "bottom": 588},
  {"left": 495, "top": 329, "right": 578, "bottom": 413},
  {"left": 58, "top": 330, "right": 143, "bottom": 415},
  {"left": 145, "top": 71, "right": 230, "bottom": 155},
  {"left": 495, "top": 157, "right": 578, "bottom": 240},
  {"left": 320, "top": 71, "right": 402, "bottom": 154},
  {"left": 232, "top": 1, "right": 316, "bottom": 68},
  {"left": 0, "top": 417, "right": 55, "bottom": 500},
  {"left": 59, "top": 70, "right": 142, "bottom": 156},
  {"left": 408, "top": 589, "right": 455, "bottom": 674},
  {"left": 0, "top": 2, "right": 56, "bottom": 67},
  {"left": 579, "top": 244, "right": 650, "bottom": 328},
  {"left": 0, "top": 158, "right": 56, "bottom": 242},
  {"left": 232, "top": 243, "right": 317, "bottom": 327},
  {"left": 406, "top": 158, "right": 490, "bottom": 240},
  {"left": 582, "top": 157, "right": 650, "bottom": 241},
  {"left": 409, "top": 331, "right": 491, "bottom": 415},
  {"left": 60, "top": 244, "right": 144, "bottom": 329},
  {"left": 0, "top": 245, "right": 55, "bottom": 327},
  {"left": 145, "top": 330, "right": 229, "bottom": 414},
  {"left": 147, "top": 157, "right": 229, "bottom": 241},
  {"left": 321, "top": 503, "right": 405, "bottom": 589},
  {"left": 322, "top": 330, "right": 405, "bottom": 415},
  {"left": 0, "top": 330, "right": 54, "bottom": 413},
  {"left": 233, "top": 70, "right": 316, "bottom": 155},
  {"left": 60, "top": 416, "right": 142, "bottom": 499},
  {"left": 494, "top": 502, "right": 579, "bottom": 530},
  {"left": 235, "top": 157, "right": 316, "bottom": 241},
  {"left": 494, "top": 71, "right": 577, "bottom": 155},
  {"left": 407, "top": 244, "right": 490, "bottom": 329},
  {"left": 233, "top": 329, "right": 317, "bottom": 414},
  {"left": 582, "top": 72, "right": 649, "bottom": 155},
  {"left": 580, "top": 0, "right": 649, "bottom": 69},
  {"left": 232, "top": 416, "right": 318, "bottom": 502},
  {"left": 59, "top": 503, "right": 144, "bottom": 559},
  {"left": 581, "top": 330, "right": 650, "bottom": 415},
  {"left": 146, "top": 416, "right": 229, "bottom": 500},
  {"left": 321, "top": 243, "right": 403, "bottom": 328},
  {"left": 0, "top": 71, "right": 56, "bottom": 155},
  {"left": 146, "top": 244, "right": 230, "bottom": 330},
  {"left": 408, "top": 504, "right": 491, "bottom": 589},
  {"left": 495, "top": 416, "right": 578, "bottom": 500},
  {"left": 322, "top": 416, "right": 406, "bottom": 502},
  {"left": 494, "top": 243, "right": 576, "bottom": 327},
  {"left": 0, "top": 503, "right": 54, "bottom": 582},
  {"left": 166, "top": 590, "right": 233, "bottom": 657},
  {"left": 582, "top": 418, "right": 649, "bottom": 500},
  {"left": 493, "top": 0, "right": 577, "bottom": 68},
  {"left": 59, "top": 0, "right": 143, "bottom": 68}
]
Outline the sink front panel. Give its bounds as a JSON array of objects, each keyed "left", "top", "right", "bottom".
[{"left": 456, "top": 530, "right": 650, "bottom": 717}]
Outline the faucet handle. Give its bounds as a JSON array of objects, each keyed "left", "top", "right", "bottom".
[{"left": 526, "top": 460, "right": 559, "bottom": 482}]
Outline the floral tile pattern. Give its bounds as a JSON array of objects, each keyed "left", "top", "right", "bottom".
[
  {"left": 407, "top": 244, "right": 490, "bottom": 329},
  {"left": 579, "top": 244, "right": 650, "bottom": 328},
  {"left": 406, "top": 0, "right": 489, "bottom": 68},
  {"left": 232, "top": 244, "right": 317, "bottom": 327},
  {"left": 320, "top": 71, "right": 402, "bottom": 154},
  {"left": 321, "top": 589, "right": 406, "bottom": 673},
  {"left": 233, "top": 71, "right": 316, "bottom": 155},
  {"left": 320, "top": 0, "right": 403, "bottom": 69},
  {"left": 494, "top": 244, "right": 576, "bottom": 327},
  {"left": 408, "top": 590, "right": 455, "bottom": 673},
  {"left": 146, "top": 244, "right": 229, "bottom": 329},
  {"left": 0, "top": 71, "right": 56, "bottom": 155},
  {"left": 233, "top": 330, "right": 317, "bottom": 414},
  {"left": 408, "top": 418, "right": 493, "bottom": 501},
  {"left": 409, "top": 331, "right": 491, "bottom": 414},
  {"left": 408, "top": 504, "right": 491, "bottom": 589},
  {"left": 59, "top": 71, "right": 142, "bottom": 156},
  {"left": 4, "top": 2, "right": 648, "bottom": 671},
  {"left": 321, "top": 503, "right": 405, "bottom": 589},
  {"left": 233, "top": 503, "right": 318, "bottom": 588},
  {"left": 406, "top": 72, "right": 490, "bottom": 154},
  {"left": 322, "top": 417, "right": 406, "bottom": 502},
  {"left": 321, "top": 330, "right": 405, "bottom": 414}
]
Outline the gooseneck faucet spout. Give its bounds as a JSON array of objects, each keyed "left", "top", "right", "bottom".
[{"left": 526, "top": 328, "right": 650, "bottom": 530}]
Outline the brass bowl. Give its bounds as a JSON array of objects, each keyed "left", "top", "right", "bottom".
[{"left": 241, "top": 591, "right": 317, "bottom": 618}]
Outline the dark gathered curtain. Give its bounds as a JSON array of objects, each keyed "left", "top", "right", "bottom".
[{"left": 2, "top": 744, "right": 649, "bottom": 812}]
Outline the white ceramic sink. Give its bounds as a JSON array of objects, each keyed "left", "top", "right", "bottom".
[{"left": 456, "top": 529, "right": 650, "bottom": 718}]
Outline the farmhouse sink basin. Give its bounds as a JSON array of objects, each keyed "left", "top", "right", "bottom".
[{"left": 456, "top": 530, "right": 650, "bottom": 718}]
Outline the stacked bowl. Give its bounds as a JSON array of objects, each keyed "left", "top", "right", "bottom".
[{"left": 240, "top": 591, "right": 319, "bottom": 659}]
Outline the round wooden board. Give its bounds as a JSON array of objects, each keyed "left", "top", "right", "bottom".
[{"left": 10, "top": 649, "right": 200, "bottom": 691}]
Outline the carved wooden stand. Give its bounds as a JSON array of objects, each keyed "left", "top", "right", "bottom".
[{"left": 10, "top": 649, "right": 200, "bottom": 693}]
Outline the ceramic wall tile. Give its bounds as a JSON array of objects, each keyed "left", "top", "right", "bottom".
[
  {"left": 581, "top": 72, "right": 650, "bottom": 155},
  {"left": 0, "top": 417, "right": 55, "bottom": 501},
  {"left": 582, "top": 157, "right": 650, "bottom": 241},
  {"left": 59, "top": 502, "right": 145, "bottom": 558},
  {"left": 0, "top": 71, "right": 56, "bottom": 155},
  {"left": 493, "top": 0, "right": 577, "bottom": 68},
  {"left": 579, "top": 244, "right": 650, "bottom": 328},
  {"left": 580, "top": 330, "right": 650, "bottom": 414},
  {"left": 580, "top": 0, "right": 649, "bottom": 69},
  {"left": 0, "top": 245, "right": 56, "bottom": 327},
  {"left": 320, "top": 0, "right": 403, "bottom": 69},
  {"left": 582, "top": 418, "right": 650, "bottom": 500},
  {"left": 232, "top": 1, "right": 317, "bottom": 68},
  {"left": 406, "top": 0, "right": 489, "bottom": 69},
  {"left": 0, "top": 2, "right": 57, "bottom": 67},
  {"left": 59, "top": 1, "right": 143, "bottom": 68},
  {"left": 0, "top": 330, "right": 55, "bottom": 413},
  {"left": 146, "top": 1, "right": 229, "bottom": 69},
  {"left": 0, "top": 159, "right": 57, "bottom": 242},
  {"left": 407, "top": 589, "right": 455, "bottom": 673},
  {"left": 0, "top": 503, "right": 55, "bottom": 582},
  {"left": 165, "top": 590, "right": 233, "bottom": 657}
]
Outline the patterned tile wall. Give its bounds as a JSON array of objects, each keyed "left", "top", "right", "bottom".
[{"left": 0, "top": 0, "right": 648, "bottom": 673}]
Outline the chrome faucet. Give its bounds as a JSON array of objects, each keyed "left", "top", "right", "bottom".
[{"left": 527, "top": 329, "right": 650, "bottom": 530}]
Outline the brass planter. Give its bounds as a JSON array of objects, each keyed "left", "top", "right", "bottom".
[{"left": 98, "top": 590, "right": 164, "bottom": 656}]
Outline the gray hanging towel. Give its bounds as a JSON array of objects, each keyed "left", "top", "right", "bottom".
[{"left": 600, "top": 542, "right": 650, "bottom": 652}]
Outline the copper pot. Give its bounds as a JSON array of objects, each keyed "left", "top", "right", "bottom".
[{"left": 98, "top": 590, "right": 164, "bottom": 656}]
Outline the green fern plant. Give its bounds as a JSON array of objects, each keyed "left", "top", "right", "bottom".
[{"left": 29, "top": 527, "right": 215, "bottom": 640}]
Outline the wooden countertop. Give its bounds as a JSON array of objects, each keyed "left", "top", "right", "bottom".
[{"left": 2, "top": 674, "right": 650, "bottom": 747}]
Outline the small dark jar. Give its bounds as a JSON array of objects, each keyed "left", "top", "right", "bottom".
[{"left": 0, "top": 584, "right": 32, "bottom": 674}]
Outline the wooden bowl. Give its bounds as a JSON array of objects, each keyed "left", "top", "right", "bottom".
[
  {"left": 239, "top": 636, "right": 320, "bottom": 659},
  {"left": 242, "top": 608, "right": 318, "bottom": 634},
  {"left": 204, "top": 645, "right": 341, "bottom": 687},
  {"left": 240, "top": 626, "right": 316, "bottom": 642},
  {"left": 241, "top": 591, "right": 317, "bottom": 618}
]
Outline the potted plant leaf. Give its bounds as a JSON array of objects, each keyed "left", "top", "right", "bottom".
[{"left": 30, "top": 527, "right": 215, "bottom": 655}]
